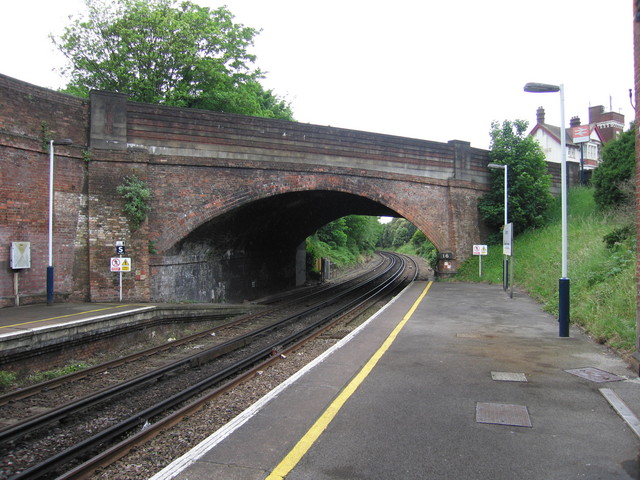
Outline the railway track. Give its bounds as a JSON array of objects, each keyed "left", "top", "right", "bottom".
[{"left": 0, "top": 252, "right": 418, "bottom": 479}]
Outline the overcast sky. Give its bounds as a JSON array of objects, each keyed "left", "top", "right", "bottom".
[{"left": 1, "top": 0, "right": 634, "bottom": 149}]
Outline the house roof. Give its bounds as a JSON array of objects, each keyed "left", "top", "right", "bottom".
[{"left": 529, "top": 122, "right": 603, "bottom": 146}]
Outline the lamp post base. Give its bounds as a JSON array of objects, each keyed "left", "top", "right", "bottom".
[
  {"left": 559, "top": 277, "right": 570, "bottom": 337},
  {"left": 46, "top": 266, "right": 54, "bottom": 305}
]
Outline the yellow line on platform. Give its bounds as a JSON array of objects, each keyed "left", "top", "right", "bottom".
[
  {"left": 0, "top": 305, "right": 146, "bottom": 330},
  {"left": 265, "top": 281, "right": 433, "bottom": 480}
]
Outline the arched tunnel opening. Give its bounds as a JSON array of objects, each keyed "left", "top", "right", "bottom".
[{"left": 151, "top": 191, "right": 403, "bottom": 303}]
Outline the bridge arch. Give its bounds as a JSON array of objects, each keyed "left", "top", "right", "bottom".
[
  {"left": 150, "top": 179, "right": 456, "bottom": 302},
  {"left": 0, "top": 77, "right": 493, "bottom": 306},
  {"left": 154, "top": 173, "right": 452, "bottom": 255}
]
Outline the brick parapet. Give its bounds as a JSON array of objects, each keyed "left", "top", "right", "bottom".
[{"left": 102, "top": 94, "right": 492, "bottom": 186}]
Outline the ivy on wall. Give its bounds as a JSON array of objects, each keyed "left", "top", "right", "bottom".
[{"left": 116, "top": 174, "right": 151, "bottom": 230}]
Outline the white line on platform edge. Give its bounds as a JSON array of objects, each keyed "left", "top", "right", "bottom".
[{"left": 599, "top": 387, "right": 640, "bottom": 439}]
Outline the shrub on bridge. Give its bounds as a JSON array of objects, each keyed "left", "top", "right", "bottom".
[{"left": 116, "top": 175, "right": 152, "bottom": 231}]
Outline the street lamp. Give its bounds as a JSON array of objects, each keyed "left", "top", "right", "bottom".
[
  {"left": 487, "top": 163, "right": 508, "bottom": 291},
  {"left": 47, "top": 138, "right": 73, "bottom": 305},
  {"left": 524, "top": 82, "right": 569, "bottom": 337}
]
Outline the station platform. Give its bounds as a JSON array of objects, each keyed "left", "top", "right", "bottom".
[
  {"left": 0, "top": 302, "right": 254, "bottom": 361},
  {"left": 150, "top": 281, "right": 640, "bottom": 480}
]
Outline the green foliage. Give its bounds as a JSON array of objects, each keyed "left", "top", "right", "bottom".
[
  {"left": 378, "top": 218, "right": 417, "bottom": 249},
  {"left": 410, "top": 229, "right": 438, "bottom": 269},
  {"left": 592, "top": 125, "right": 636, "bottom": 210},
  {"left": 456, "top": 187, "right": 637, "bottom": 353},
  {"left": 603, "top": 224, "right": 635, "bottom": 249},
  {"left": 378, "top": 218, "right": 437, "bottom": 268},
  {"left": 479, "top": 120, "right": 553, "bottom": 236},
  {"left": 148, "top": 239, "right": 158, "bottom": 254},
  {"left": 116, "top": 174, "right": 151, "bottom": 230},
  {"left": 306, "top": 215, "right": 384, "bottom": 268},
  {"left": 41, "top": 121, "right": 52, "bottom": 151},
  {"left": 0, "top": 371, "right": 17, "bottom": 392},
  {"left": 53, "top": 0, "right": 293, "bottom": 120},
  {"left": 27, "top": 362, "right": 90, "bottom": 384}
]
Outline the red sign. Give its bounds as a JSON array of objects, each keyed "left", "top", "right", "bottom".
[{"left": 572, "top": 125, "right": 590, "bottom": 143}]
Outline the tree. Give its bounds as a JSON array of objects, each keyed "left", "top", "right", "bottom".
[
  {"left": 479, "top": 120, "right": 552, "bottom": 236},
  {"left": 592, "top": 125, "right": 636, "bottom": 210},
  {"left": 53, "top": 0, "right": 293, "bottom": 120},
  {"left": 378, "top": 218, "right": 417, "bottom": 249},
  {"left": 307, "top": 215, "right": 384, "bottom": 268}
]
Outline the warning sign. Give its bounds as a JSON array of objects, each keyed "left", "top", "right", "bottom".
[
  {"left": 473, "top": 245, "right": 488, "bottom": 256},
  {"left": 110, "top": 257, "right": 132, "bottom": 272}
]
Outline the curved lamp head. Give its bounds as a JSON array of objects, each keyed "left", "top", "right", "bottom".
[{"left": 524, "top": 82, "right": 560, "bottom": 93}]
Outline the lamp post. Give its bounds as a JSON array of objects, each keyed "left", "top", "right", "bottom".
[
  {"left": 524, "top": 82, "right": 569, "bottom": 337},
  {"left": 487, "top": 163, "right": 508, "bottom": 291},
  {"left": 47, "top": 138, "right": 73, "bottom": 305}
]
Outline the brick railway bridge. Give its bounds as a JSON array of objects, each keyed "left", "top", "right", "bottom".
[{"left": 1, "top": 74, "right": 500, "bottom": 306}]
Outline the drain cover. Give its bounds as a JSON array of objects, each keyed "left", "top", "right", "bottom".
[
  {"left": 476, "top": 402, "right": 532, "bottom": 427},
  {"left": 565, "top": 367, "right": 625, "bottom": 383},
  {"left": 491, "top": 371, "right": 527, "bottom": 382}
]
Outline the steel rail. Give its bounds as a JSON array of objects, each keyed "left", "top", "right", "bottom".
[
  {"left": 58, "top": 252, "right": 415, "bottom": 480},
  {"left": 0, "top": 254, "right": 395, "bottom": 446},
  {"left": 7, "top": 253, "right": 412, "bottom": 480},
  {"left": 0, "top": 254, "right": 386, "bottom": 407}
]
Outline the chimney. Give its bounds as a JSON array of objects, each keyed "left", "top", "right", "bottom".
[
  {"left": 536, "top": 106, "right": 545, "bottom": 124},
  {"left": 589, "top": 105, "right": 605, "bottom": 124},
  {"left": 570, "top": 116, "right": 581, "bottom": 128}
]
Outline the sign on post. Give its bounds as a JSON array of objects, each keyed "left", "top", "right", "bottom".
[
  {"left": 503, "top": 223, "right": 513, "bottom": 256},
  {"left": 115, "top": 240, "right": 126, "bottom": 255},
  {"left": 473, "top": 244, "right": 488, "bottom": 276},
  {"left": 473, "top": 245, "right": 488, "bottom": 256},
  {"left": 111, "top": 256, "right": 131, "bottom": 302},
  {"left": 572, "top": 125, "right": 591, "bottom": 143},
  {"left": 110, "top": 257, "right": 132, "bottom": 272}
]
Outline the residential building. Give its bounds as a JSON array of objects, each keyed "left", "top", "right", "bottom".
[{"left": 529, "top": 106, "right": 610, "bottom": 171}]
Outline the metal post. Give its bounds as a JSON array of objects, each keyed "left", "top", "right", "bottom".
[
  {"left": 524, "top": 82, "right": 570, "bottom": 337},
  {"left": 503, "top": 165, "right": 508, "bottom": 227},
  {"left": 47, "top": 140, "right": 54, "bottom": 305},
  {"left": 559, "top": 277, "right": 570, "bottom": 336},
  {"left": 559, "top": 84, "right": 570, "bottom": 337},
  {"left": 503, "top": 165, "right": 508, "bottom": 291},
  {"left": 487, "top": 163, "right": 508, "bottom": 291},
  {"left": 580, "top": 143, "right": 584, "bottom": 185}
]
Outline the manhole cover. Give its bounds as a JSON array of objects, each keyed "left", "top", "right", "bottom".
[
  {"left": 476, "top": 402, "right": 532, "bottom": 427},
  {"left": 491, "top": 371, "right": 527, "bottom": 382},
  {"left": 565, "top": 367, "right": 625, "bottom": 383}
]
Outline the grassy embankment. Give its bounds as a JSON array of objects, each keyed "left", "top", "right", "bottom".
[{"left": 453, "top": 187, "right": 636, "bottom": 355}]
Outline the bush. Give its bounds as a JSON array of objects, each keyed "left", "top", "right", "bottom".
[
  {"left": 592, "top": 125, "right": 635, "bottom": 210},
  {"left": 0, "top": 371, "right": 16, "bottom": 391},
  {"left": 116, "top": 174, "right": 152, "bottom": 230}
]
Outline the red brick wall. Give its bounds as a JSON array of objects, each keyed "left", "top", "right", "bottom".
[
  {"left": 85, "top": 157, "right": 151, "bottom": 302},
  {"left": 0, "top": 75, "right": 90, "bottom": 306}
]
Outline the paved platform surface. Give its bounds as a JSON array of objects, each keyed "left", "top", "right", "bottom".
[
  {"left": 0, "top": 303, "right": 155, "bottom": 337},
  {"left": 150, "top": 281, "right": 640, "bottom": 480}
]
